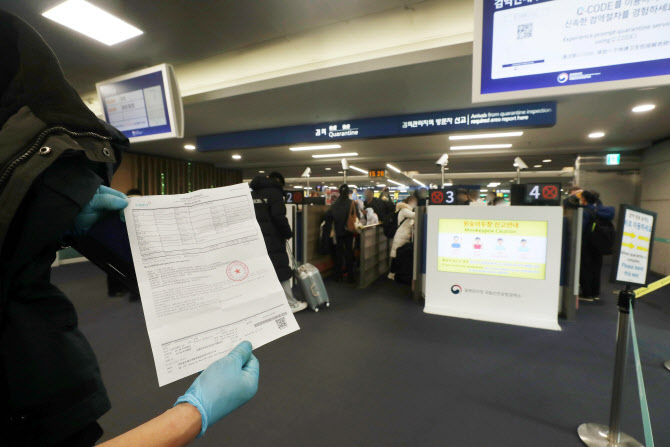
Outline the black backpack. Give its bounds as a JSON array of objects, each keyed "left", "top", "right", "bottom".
[
  {"left": 587, "top": 209, "right": 615, "bottom": 255},
  {"left": 383, "top": 211, "right": 407, "bottom": 239}
]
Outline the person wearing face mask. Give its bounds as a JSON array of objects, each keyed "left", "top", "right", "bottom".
[
  {"left": 378, "top": 190, "right": 395, "bottom": 220},
  {"left": 388, "top": 196, "right": 417, "bottom": 280}
]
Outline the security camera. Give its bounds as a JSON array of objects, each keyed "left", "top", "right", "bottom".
[
  {"left": 301, "top": 167, "right": 311, "bottom": 177},
  {"left": 514, "top": 157, "right": 528, "bottom": 170},
  {"left": 341, "top": 158, "right": 349, "bottom": 170},
  {"left": 436, "top": 154, "right": 449, "bottom": 166}
]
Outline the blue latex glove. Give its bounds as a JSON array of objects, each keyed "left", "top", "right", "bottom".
[
  {"left": 175, "top": 341, "right": 260, "bottom": 437},
  {"left": 73, "top": 185, "right": 128, "bottom": 235}
]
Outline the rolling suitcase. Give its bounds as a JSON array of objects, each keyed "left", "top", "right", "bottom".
[
  {"left": 296, "top": 263, "right": 330, "bottom": 312},
  {"left": 287, "top": 242, "right": 330, "bottom": 312}
]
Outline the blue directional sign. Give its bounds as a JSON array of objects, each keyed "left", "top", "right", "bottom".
[{"left": 197, "top": 102, "right": 556, "bottom": 151}]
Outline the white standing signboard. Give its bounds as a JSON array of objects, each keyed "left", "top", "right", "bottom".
[
  {"left": 425, "top": 206, "right": 563, "bottom": 331},
  {"left": 613, "top": 206, "right": 657, "bottom": 286}
]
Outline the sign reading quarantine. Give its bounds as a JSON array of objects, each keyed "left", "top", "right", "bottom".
[
  {"left": 437, "top": 219, "right": 548, "bottom": 280},
  {"left": 615, "top": 208, "right": 654, "bottom": 285}
]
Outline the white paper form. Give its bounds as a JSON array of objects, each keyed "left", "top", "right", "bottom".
[{"left": 124, "top": 183, "right": 300, "bottom": 386}]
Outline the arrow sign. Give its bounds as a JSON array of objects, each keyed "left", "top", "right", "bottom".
[
  {"left": 636, "top": 246, "right": 649, "bottom": 252},
  {"left": 622, "top": 242, "right": 635, "bottom": 249},
  {"left": 638, "top": 235, "right": 650, "bottom": 242},
  {"left": 623, "top": 231, "right": 636, "bottom": 238}
]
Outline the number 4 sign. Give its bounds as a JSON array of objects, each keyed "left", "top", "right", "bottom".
[{"left": 523, "top": 183, "right": 561, "bottom": 205}]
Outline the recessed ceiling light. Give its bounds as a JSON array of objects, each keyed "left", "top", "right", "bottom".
[
  {"left": 232, "top": 154, "right": 242, "bottom": 159},
  {"left": 534, "top": 165, "right": 542, "bottom": 168},
  {"left": 325, "top": 167, "right": 331, "bottom": 170},
  {"left": 258, "top": 170, "right": 265, "bottom": 173},
  {"left": 588, "top": 131, "right": 605, "bottom": 139},
  {"left": 312, "top": 152, "right": 358, "bottom": 158},
  {"left": 412, "top": 178, "right": 427, "bottom": 187},
  {"left": 337, "top": 171, "right": 343, "bottom": 174},
  {"left": 443, "top": 183, "right": 453, "bottom": 187},
  {"left": 386, "top": 163, "right": 401, "bottom": 173},
  {"left": 349, "top": 166, "right": 368, "bottom": 174},
  {"left": 184, "top": 144, "right": 196, "bottom": 150},
  {"left": 42, "top": 0, "right": 143, "bottom": 46},
  {"left": 449, "top": 131, "right": 523, "bottom": 140},
  {"left": 450, "top": 144, "right": 513, "bottom": 150},
  {"left": 387, "top": 179, "right": 407, "bottom": 188},
  {"left": 543, "top": 159, "right": 552, "bottom": 163},
  {"left": 632, "top": 104, "right": 655, "bottom": 113},
  {"left": 289, "top": 144, "right": 341, "bottom": 151}
]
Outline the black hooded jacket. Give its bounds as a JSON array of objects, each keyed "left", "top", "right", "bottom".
[
  {"left": 250, "top": 176, "right": 293, "bottom": 281},
  {"left": 0, "top": 10, "right": 127, "bottom": 446}
]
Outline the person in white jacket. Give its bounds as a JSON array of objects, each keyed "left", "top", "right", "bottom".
[{"left": 388, "top": 196, "right": 417, "bottom": 279}]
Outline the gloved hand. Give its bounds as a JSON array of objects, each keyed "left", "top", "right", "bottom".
[
  {"left": 72, "top": 185, "right": 128, "bottom": 235},
  {"left": 175, "top": 341, "right": 260, "bottom": 437}
]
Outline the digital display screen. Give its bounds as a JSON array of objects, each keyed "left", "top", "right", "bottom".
[
  {"left": 98, "top": 71, "right": 172, "bottom": 139},
  {"left": 438, "top": 218, "right": 548, "bottom": 279},
  {"left": 480, "top": 0, "right": 670, "bottom": 96}
]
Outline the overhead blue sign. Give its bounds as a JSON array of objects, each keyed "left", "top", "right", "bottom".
[{"left": 197, "top": 102, "right": 556, "bottom": 151}]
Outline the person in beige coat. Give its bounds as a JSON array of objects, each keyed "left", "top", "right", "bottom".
[{"left": 388, "top": 196, "right": 417, "bottom": 279}]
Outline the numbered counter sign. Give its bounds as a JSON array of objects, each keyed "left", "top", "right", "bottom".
[
  {"left": 285, "top": 190, "right": 304, "bottom": 204},
  {"left": 512, "top": 183, "right": 561, "bottom": 206},
  {"left": 428, "top": 188, "right": 457, "bottom": 206}
]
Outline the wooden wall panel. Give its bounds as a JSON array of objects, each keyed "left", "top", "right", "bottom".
[{"left": 110, "top": 152, "right": 242, "bottom": 196}]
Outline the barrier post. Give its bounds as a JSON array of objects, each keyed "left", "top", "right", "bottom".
[{"left": 577, "top": 286, "right": 643, "bottom": 447}]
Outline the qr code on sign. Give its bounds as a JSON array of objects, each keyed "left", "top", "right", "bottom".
[
  {"left": 275, "top": 317, "right": 287, "bottom": 330},
  {"left": 517, "top": 23, "right": 533, "bottom": 40}
]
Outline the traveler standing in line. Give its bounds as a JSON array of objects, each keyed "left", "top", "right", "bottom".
[
  {"left": 388, "top": 196, "right": 417, "bottom": 280},
  {"left": 363, "top": 189, "right": 386, "bottom": 221},
  {"left": 250, "top": 172, "right": 308, "bottom": 313},
  {"left": 327, "top": 184, "right": 359, "bottom": 282},
  {"left": 379, "top": 190, "right": 395, "bottom": 219},
  {"left": 579, "top": 190, "right": 615, "bottom": 301}
]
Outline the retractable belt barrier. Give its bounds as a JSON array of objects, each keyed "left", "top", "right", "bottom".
[{"left": 633, "top": 274, "right": 670, "bottom": 299}]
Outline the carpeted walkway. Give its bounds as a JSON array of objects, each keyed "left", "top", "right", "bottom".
[{"left": 52, "top": 262, "right": 670, "bottom": 446}]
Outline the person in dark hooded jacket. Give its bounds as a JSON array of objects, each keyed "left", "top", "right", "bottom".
[
  {"left": 250, "top": 172, "right": 307, "bottom": 313},
  {"left": 579, "top": 190, "right": 615, "bottom": 301},
  {"left": 0, "top": 10, "right": 258, "bottom": 446}
]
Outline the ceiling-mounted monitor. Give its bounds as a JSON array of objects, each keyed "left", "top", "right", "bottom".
[
  {"left": 472, "top": 0, "right": 670, "bottom": 102},
  {"left": 97, "top": 63, "right": 184, "bottom": 142}
]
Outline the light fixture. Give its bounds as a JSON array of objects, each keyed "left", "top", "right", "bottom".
[
  {"left": 388, "top": 179, "right": 407, "bottom": 188},
  {"left": 412, "top": 179, "right": 426, "bottom": 187},
  {"left": 543, "top": 159, "right": 552, "bottom": 163},
  {"left": 289, "top": 144, "right": 341, "bottom": 151},
  {"left": 349, "top": 166, "right": 368, "bottom": 174},
  {"left": 377, "top": 184, "right": 386, "bottom": 187},
  {"left": 449, "top": 131, "right": 523, "bottom": 140},
  {"left": 42, "top": 0, "right": 143, "bottom": 46},
  {"left": 588, "top": 131, "right": 605, "bottom": 139},
  {"left": 232, "top": 154, "right": 242, "bottom": 159},
  {"left": 337, "top": 171, "right": 344, "bottom": 174},
  {"left": 184, "top": 144, "right": 196, "bottom": 150},
  {"left": 325, "top": 167, "right": 331, "bottom": 171},
  {"left": 312, "top": 152, "right": 358, "bottom": 158},
  {"left": 386, "top": 163, "right": 401, "bottom": 173},
  {"left": 450, "top": 144, "right": 513, "bottom": 150},
  {"left": 480, "top": 189, "right": 489, "bottom": 193},
  {"left": 258, "top": 170, "right": 265, "bottom": 173},
  {"left": 534, "top": 165, "right": 542, "bottom": 168},
  {"left": 632, "top": 104, "right": 655, "bottom": 113},
  {"left": 443, "top": 183, "right": 453, "bottom": 187}
]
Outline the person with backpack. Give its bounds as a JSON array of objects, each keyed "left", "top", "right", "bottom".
[
  {"left": 388, "top": 196, "right": 417, "bottom": 280},
  {"left": 579, "top": 190, "right": 615, "bottom": 301},
  {"left": 326, "top": 184, "right": 360, "bottom": 282},
  {"left": 250, "top": 172, "right": 308, "bottom": 313}
]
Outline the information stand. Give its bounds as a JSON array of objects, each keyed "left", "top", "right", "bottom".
[
  {"left": 578, "top": 205, "right": 657, "bottom": 447},
  {"left": 424, "top": 205, "right": 563, "bottom": 331}
]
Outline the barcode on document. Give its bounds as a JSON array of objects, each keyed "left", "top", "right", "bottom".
[
  {"left": 254, "top": 312, "right": 288, "bottom": 328},
  {"left": 517, "top": 23, "right": 533, "bottom": 40},
  {"left": 275, "top": 317, "right": 287, "bottom": 330}
]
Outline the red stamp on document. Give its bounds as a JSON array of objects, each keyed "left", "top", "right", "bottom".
[{"left": 227, "top": 261, "right": 249, "bottom": 281}]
